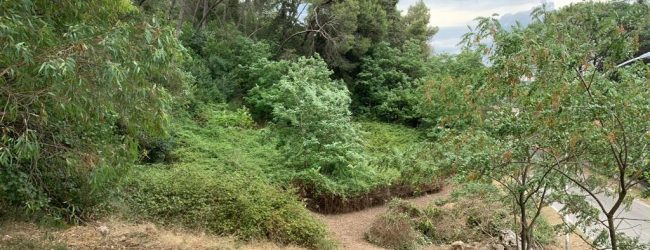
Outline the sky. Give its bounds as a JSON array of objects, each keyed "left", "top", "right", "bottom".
[{"left": 395, "top": 0, "right": 588, "bottom": 54}]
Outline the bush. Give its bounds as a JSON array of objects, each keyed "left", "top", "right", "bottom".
[
  {"left": 0, "top": 0, "right": 189, "bottom": 220},
  {"left": 252, "top": 56, "right": 365, "bottom": 175},
  {"left": 361, "top": 122, "right": 440, "bottom": 187},
  {"left": 126, "top": 166, "right": 331, "bottom": 249},
  {"left": 244, "top": 59, "right": 291, "bottom": 122},
  {"left": 353, "top": 40, "right": 429, "bottom": 125},
  {"left": 366, "top": 212, "right": 420, "bottom": 250},
  {"left": 365, "top": 195, "right": 513, "bottom": 249}
]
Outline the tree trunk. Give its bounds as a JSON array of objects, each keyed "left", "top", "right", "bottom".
[
  {"left": 607, "top": 215, "right": 618, "bottom": 250},
  {"left": 193, "top": 0, "right": 202, "bottom": 24},
  {"left": 201, "top": 0, "right": 209, "bottom": 29},
  {"left": 168, "top": 0, "right": 178, "bottom": 19},
  {"left": 176, "top": 0, "right": 184, "bottom": 37},
  {"left": 520, "top": 201, "right": 528, "bottom": 250}
]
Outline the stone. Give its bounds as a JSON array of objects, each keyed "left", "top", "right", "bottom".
[
  {"left": 450, "top": 241, "right": 466, "bottom": 250},
  {"left": 97, "top": 225, "right": 110, "bottom": 237},
  {"left": 491, "top": 243, "right": 506, "bottom": 250},
  {"left": 499, "top": 229, "right": 518, "bottom": 247}
]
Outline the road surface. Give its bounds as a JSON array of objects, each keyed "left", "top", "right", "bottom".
[{"left": 551, "top": 191, "right": 650, "bottom": 245}]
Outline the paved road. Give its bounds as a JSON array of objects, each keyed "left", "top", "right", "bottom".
[{"left": 551, "top": 192, "right": 650, "bottom": 245}]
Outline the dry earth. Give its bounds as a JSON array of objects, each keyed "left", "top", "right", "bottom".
[
  {"left": 0, "top": 183, "right": 597, "bottom": 250},
  {"left": 315, "top": 185, "right": 453, "bottom": 250},
  {"left": 0, "top": 218, "right": 304, "bottom": 250}
]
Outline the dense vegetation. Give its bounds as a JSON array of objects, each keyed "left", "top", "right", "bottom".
[{"left": 1, "top": 0, "right": 649, "bottom": 249}]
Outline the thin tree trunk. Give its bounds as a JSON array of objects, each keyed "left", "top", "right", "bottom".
[
  {"left": 607, "top": 216, "right": 618, "bottom": 250},
  {"left": 201, "top": 0, "right": 209, "bottom": 29},
  {"left": 168, "top": 0, "right": 178, "bottom": 19},
  {"left": 193, "top": 0, "right": 202, "bottom": 24},
  {"left": 176, "top": 0, "right": 185, "bottom": 37},
  {"left": 519, "top": 196, "right": 528, "bottom": 250}
]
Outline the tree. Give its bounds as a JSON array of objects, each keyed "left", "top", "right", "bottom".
[
  {"left": 418, "top": 51, "right": 486, "bottom": 134},
  {"left": 0, "top": 0, "right": 189, "bottom": 219},
  {"left": 291, "top": 0, "right": 435, "bottom": 81},
  {"left": 463, "top": 2, "right": 650, "bottom": 249},
  {"left": 353, "top": 40, "right": 429, "bottom": 125},
  {"left": 403, "top": 0, "right": 438, "bottom": 52},
  {"left": 251, "top": 56, "right": 364, "bottom": 174}
]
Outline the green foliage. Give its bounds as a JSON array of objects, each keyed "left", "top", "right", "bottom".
[
  {"left": 127, "top": 165, "right": 330, "bottom": 248},
  {"left": 366, "top": 195, "right": 514, "bottom": 249},
  {"left": 122, "top": 107, "right": 331, "bottom": 248},
  {"left": 253, "top": 56, "right": 365, "bottom": 174},
  {"left": 170, "top": 105, "right": 280, "bottom": 176},
  {"left": 353, "top": 41, "right": 429, "bottom": 125},
  {"left": 299, "top": 0, "right": 436, "bottom": 80},
  {"left": 181, "top": 23, "right": 271, "bottom": 101},
  {"left": 418, "top": 51, "right": 486, "bottom": 134},
  {"left": 244, "top": 59, "right": 291, "bottom": 121},
  {"left": 0, "top": 0, "right": 189, "bottom": 220},
  {"left": 403, "top": 0, "right": 438, "bottom": 51},
  {"left": 459, "top": 2, "right": 650, "bottom": 249}
]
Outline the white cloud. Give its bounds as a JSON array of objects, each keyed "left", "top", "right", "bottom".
[{"left": 396, "top": 0, "right": 587, "bottom": 53}]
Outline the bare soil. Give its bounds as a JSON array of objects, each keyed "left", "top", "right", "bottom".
[
  {"left": 314, "top": 184, "right": 453, "bottom": 250},
  {"left": 0, "top": 218, "right": 304, "bottom": 250},
  {"left": 541, "top": 207, "right": 594, "bottom": 250}
]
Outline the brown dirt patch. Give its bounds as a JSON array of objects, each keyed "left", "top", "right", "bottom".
[
  {"left": 541, "top": 207, "right": 594, "bottom": 250},
  {"left": 0, "top": 218, "right": 304, "bottom": 250},
  {"left": 315, "top": 184, "right": 452, "bottom": 250}
]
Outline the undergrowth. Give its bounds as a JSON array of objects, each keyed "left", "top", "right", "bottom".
[
  {"left": 294, "top": 121, "right": 441, "bottom": 198},
  {"left": 123, "top": 104, "right": 444, "bottom": 248},
  {"left": 122, "top": 104, "right": 332, "bottom": 249},
  {"left": 366, "top": 183, "right": 557, "bottom": 249}
]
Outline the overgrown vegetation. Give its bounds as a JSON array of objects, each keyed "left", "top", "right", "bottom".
[
  {"left": 2, "top": 0, "right": 650, "bottom": 249},
  {"left": 0, "top": 0, "right": 190, "bottom": 221},
  {"left": 366, "top": 183, "right": 556, "bottom": 250}
]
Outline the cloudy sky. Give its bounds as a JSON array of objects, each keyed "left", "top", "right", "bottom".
[{"left": 395, "top": 0, "right": 588, "bottom": 53}]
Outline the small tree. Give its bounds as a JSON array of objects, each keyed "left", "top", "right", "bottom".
[
  {"left": 252, "top": 56, "right": 364, "bottom": 174},
  {"left": 464, "top": 2, "right": 650, "bottom": 249}
]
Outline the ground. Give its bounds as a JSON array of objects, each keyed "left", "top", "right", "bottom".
[
  {"left": 541, "top": 207, "right": 594, "bottom": 250},
  {"left": 0, "top": 183, "right": 599, "bottom": 249},
  {"left": 0, "top": 219, "right": 304, "bottom": 250},
  {"left": 315, "top": 185, "right": 453, "bottom": 250}
]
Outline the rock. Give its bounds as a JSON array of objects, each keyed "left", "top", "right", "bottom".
[
  {"left": 97, "top": 225, "right": 110, "bottom": 237},
  {"left": 2, "top": 235, "right": 12, "bottom": 241},
  {"left": 499, "top": 229, "right": 518, "bottom": 247},
  {"left": 491, "top": 243, "right": 506, "bottom": 250},
  {"left": 450, "top": 241, "right": 466, "bottom": 250}
]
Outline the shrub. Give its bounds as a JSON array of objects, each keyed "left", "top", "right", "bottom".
[
  {"left": 0, "top": 0, "right": 189, "bottom": 220},
  {"left": 253, "top": 56, "right": 365, "bottom": 175},
  {"left": 366, "top": 212, "right": 420, "bottom": 250},
  {"left": 361, "top": 122, "right": 440, "bottom": 187},
  {"left": 126, "top": 166, "right": 331, "bottom": 249},
  {"left": 365, "top": 195, "right": 513, "bottom": 249},
  {"left": 353, "top": 40, "right": 429, "bottom": 125},
  {"left": 244, "top": 59, "right": 291, "bottom": 122}
]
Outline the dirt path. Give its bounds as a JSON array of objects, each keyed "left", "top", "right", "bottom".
[{"left": 314, "top": 186, "right": 453, "bottom": 250}]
